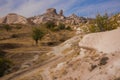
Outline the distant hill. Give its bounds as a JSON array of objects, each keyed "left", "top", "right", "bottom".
[
  {"left": 28, "top": 8, "right": 87, "bottom": 25},
  {"left": 0, "top": 8, "right": 87, "bottom": 26}
]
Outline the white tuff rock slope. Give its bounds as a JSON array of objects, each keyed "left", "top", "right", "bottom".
[{"left": 79, "top": 28, "right": 120, "bottom": 53}]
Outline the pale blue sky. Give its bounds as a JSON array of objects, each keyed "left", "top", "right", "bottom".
[{"left": 0, "top": 0, "right": 120, "bottom": 18}]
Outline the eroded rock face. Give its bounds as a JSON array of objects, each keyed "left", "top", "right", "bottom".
[
  {"left": 29, "top": 8, "right": 87, "bottom": 25},
  {"left": 65, "top": 14, "right": 87, "bottom": 25},
  {"left": 1, "top": 13, "right": 28, "bottom": 24},
  {"left": 29, "top": 8, "right": 65, "bottom": 24}
]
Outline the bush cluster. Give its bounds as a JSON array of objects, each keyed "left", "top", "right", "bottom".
[
  {"left": 88, "top": 13, "right": 119, "bottom": 33},
  {"left": 45, "top": 21, "right": 56, "bottom": 31},
  {"left": 44, "top": 21, "right": 72, "bottom": 31}
]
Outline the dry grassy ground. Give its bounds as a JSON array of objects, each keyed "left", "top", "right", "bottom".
[{"left": 0, "top": 24, "right": 75, "bottom": 77}]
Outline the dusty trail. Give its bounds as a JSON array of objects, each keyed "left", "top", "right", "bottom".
[
  {"left": 1, "top": 35, "right": 82, "bottom": 80},
  {"left": 9, "top": 52, "right": 73, "bottom": 80},
  {"left": 1, "top": 55, "right": 62, "bottom": 80}
]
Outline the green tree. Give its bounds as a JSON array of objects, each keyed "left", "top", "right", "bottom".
[
  {"left": 3, "top": 24, "right": 11, "bottom": 32},
  {"left": 66, "top": 26, "right": 72, "bottom": 31},
  {"left": 32, "top": 27, "right": 45, "bottom": 45}
]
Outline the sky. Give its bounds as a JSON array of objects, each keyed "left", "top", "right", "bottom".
[{"left": 0, "top": 0, "right": 120, "bottom": 18}]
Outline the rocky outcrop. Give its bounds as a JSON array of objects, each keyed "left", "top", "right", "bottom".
[
  {"left": 59, "top": 10, "right": 63, "bottom": 16},
  {"left": 0, "top": 13, "right": 28, "bottom": 24},
  {"left": 46, "top": 8, "right": 57, "bottom": 15},
  {"left": 79, "top": 28, "right": 120, "bottom": 53},
  {"left": 29, "top": 8, "right": 87, "bottom": 25},
  {"left": 29, "top": 8, "right": 66, "bottom": 24},
  {"left": 65, "top": 14, "right": 87, "bottom": 25}
]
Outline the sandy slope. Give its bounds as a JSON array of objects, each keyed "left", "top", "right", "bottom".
[{"left": 79, "top": 28, "right": 120, "bottom": 53}]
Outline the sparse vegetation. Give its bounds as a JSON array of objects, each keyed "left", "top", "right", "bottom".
[
  {"left": 56, "top": 23, "right": 66, "bottom": 30},
  {"left": 45, "top": 21, "right": 56, "bottom": 31},
  {"left": 88, "top": 13, "right": 119, "bottom": 33},
  {"left": 15, "top": 26, "right": 22, "bottom": 30},
  {"left": 11, "top": 34, "right": 18, "bottom": 38},
  {"left": 66, "top": 26, "right": 72, "bottom": 31},
  {"left": 44, "top": 21, "right": 72, "bottom": 31}
]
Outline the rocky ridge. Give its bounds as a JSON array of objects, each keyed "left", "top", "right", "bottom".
[
  {"left": 0, "top": 8, "right": 87, "bottom": 25},
  {"left": 28, "top": 8, "right": 87, "bottom": 25}
]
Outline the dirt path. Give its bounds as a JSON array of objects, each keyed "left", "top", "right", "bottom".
[
  {"left": 13, "top": 53, "right": 69, "bottom": 80},
  {"left": 0, "top": 55, "right": 62, "bottom": 80}
]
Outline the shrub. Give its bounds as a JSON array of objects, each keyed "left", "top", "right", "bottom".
[
  {"left": 15, "top": 26, "right": 22, "bottom": 29},
  {"left": 88, "top": 13, "right": 119, "bottom": 33},
  {"left": 57, "top": 23, "right": 66, "bottom": 30},
  {"left": 82, "top": 27, "right": 88, "bottom": 33},
  {"left": 45, "top": 21, "right": 56, "bottom": 30},
  {"left": 88, "top": 24, "right": 100, "bottom": 33},
  {"left": 45, "top": 22, "right": 71, "bottom": 31},
  {"left": 66, "top": 26, "right": 72, "bottom": 30},
  {"left": 54, "top": 23, "right": 72, "bottom": 31}
]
